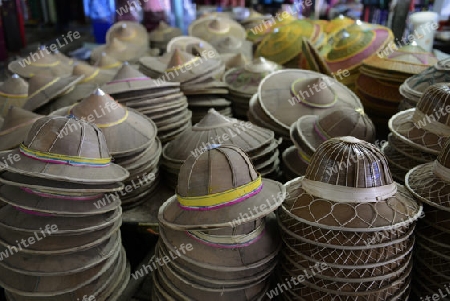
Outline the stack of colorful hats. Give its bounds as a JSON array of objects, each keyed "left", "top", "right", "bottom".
[
  {"left": 0, "top": 107, "right": 42, "bottom": 151},
  {"left": 248, "top": 69, "right": 363, "bottom": 142},
  {"left": 102, "top": 62, "right": 190, "bottom": 144},
  {"left": 8, "top": 46, "right": 73, "bottom": 79},
  {"left": 223, "top": 57, "right": 281, "bottom": 118},
  {"left": 149, "top": 21, "right": 182, "bottom": 54},
  {"left": 51, "top": 89, "right": 161, "bottom": 209},
  {"left": 161, "top": 109, "right": 281, "bottom": 189},
  {"left": 405, "top": 138, "right": 450, "bottom": 300},
  {"left": 139, "top": 49, "right": 229, "bottom": 123},
  {"left": 400, "top": 57, "right": 450, "bottom": 109},
  {"left": 155, "top": 145, "right": 285, "bottom": 300},
  {"left": 255, "top": 20, "right": 325, "bottom": 68},
  {"left": 282, "top": 107, "right": 376, "bottom": 180},
  {"left": 188, "top": 17, "right": 246, "bottom": 43},
  {"left": 0, "top": 74, "right": 28, "bottom": 117},
  {"left": 356, "top": 44, "right": 437, "bottom": 137},
  {"left": 278, "top": 136, "right": 422, "bottom": 300},
  {"left": 0, "top": 115, "right": 130, "bottom": 300},
  {"left": 323, "top": 23, "right": 394, "bottom": 91},
  {"left": 383, "top": 83, "right": 449, "bottom": 183}
]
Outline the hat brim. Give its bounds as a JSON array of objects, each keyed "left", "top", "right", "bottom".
[
  {"left": 406, "top": 163, "right": 450, "bottom": 212},
  {"left": 388, "top": 109, "right": 442, "bottom": 155},
  {"left": 297, "top": 115, "right": 323, "bottom": 152},
  {"left": 0, "top": 118, "right": 41, "bottom": 151},
  {"left": 2, "top": 148, "right": 129, "bottom": 184},
  {"left": 159, "top": 178, "right": 285, "bottom": 229},
  {"left": 8, "top": 61, "right": 73, "bottom": 79},
  {"left": 282, "top": 146, "right": 309, "bottom": 178}
]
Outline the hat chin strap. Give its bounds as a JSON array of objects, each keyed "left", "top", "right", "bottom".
[{"left": 301, "top": 178, "right": 397, "bottom": 203}]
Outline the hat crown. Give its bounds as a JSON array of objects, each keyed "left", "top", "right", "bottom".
[
  {"left": 0, "top": 106, "right": 41, "bottom": 131},
  {"left": 95, "top": 53, "right": 121, "bottom": 69},
  {"left": 416, "top": 83, "right": 450, "bottom": 126},
  {"left": 215, "top": 36, "right": 241, "bottom": 49},
  {"left": 224, "top": 53, "right": 247, "bottom": 69},
  {"left": 207, "top": 18, "right": 230, "bottom": 33},
  {"left": 244, "top": 57, "right": 280, "bottom": 73},
  {"left": 111, "top": 63, "right": 148, "bottom": 81},
  {"left": 28, "top": 73, "right": 58, "bottom": 95},
  {"left": 22, "top": 116, "right": 111, "bottom": 159},
  {"left": 317, "top": 107, "right": 376, "bottom": 142},
  {"left": 73, "top": 63, "right": 98, "bottom": 77},
  {"left": 291, "top": 77, "right": 336, "bottom": 107},
  {"left": 193, "top": 108, "right": 234, "bottom": 129},
  {"left": 166, "top": 49, "right": 196, "bottom": 71},
  {"left": 305, "top": 137, "right": 393, "bottom": 188},
  {"left": 0, "top": 75, "right": 28, "bottom": 95},
  {"left": 106, "top": 38, "right": 127, "bottom": 52},
  {"left": 177, "top": 145, "right": 258, "bottom": 197}
]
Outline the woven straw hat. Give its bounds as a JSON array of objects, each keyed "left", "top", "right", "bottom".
[
  {"left": 0, "top": 106, "right": 43, "bottom": 151},
  {"left": 166, "top": 36, "right": 219, "bottom": 59},
  {"left": 106, "top": 21, "right": 149, "bottom": 48},
  {"left": 8, "top": 46, "right": 73, "bottom": 79},
  {"left": 0, "top": 74, "right": 28, "bottom": 117},
  {"left": 90, "top": 38, "right": 149, "bottom": 63},
  {"left": 72, "top": 63, "right": 116, "bottom": 86},
  {"left": 94, "top": 52, "right": 123, "bottom": 70},
  {"left": 210, "top": 36, "right": 253, "bottom": 60},
  {"left": 159, "top": 145, "right": 285, "bottom": 229},
  {"left": 389, "top": 83, "right": 450, "bottom": 155},
  {"left": 189, "top": 17, "right": 246, "bottom": 43},
  {"left": 221, "top": 53, "right": 248, "bottom": 71},
  {"left": 1, "top": 115, "right": 129, "bottom": 183},
  {"left": 22, "top": 71, "right": 84, "bottom": 112}
]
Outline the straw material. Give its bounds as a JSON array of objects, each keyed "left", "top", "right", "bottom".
[
  {"left": 93, "top": 52, "right": 123, "bottom": 70},
  {"left": 90, "top": 37, "right": 150, "bottom": 64},
  {"left": 72, "top": 63, "right": 116, "bottom": 86},
  {"left": 166, "top": 36, "right": 219, "bottom": 58},
  {"left": 188, "top": 17, "right": 246, "bottom": 43},
  {"left": 149, "top": 21, "right": 182, "bottom": 51},
  {"left": 300, "top": 38, "right": 332, "bottom": 76},
  {"left": 106, "top": 21, "right": 149, "bottom": 48},
  {"left": 0, "top": 75, "right": 28, "bottom": 117},
  {"left": 210, "top": 36, "right": 253, "bottom": 60}
]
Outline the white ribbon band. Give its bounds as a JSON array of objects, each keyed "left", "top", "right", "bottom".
[
  {"left": 433, "top": 161, "right": 450, "bottom": 182},
  {"left": 301, "top": 178, "right": 397, "bottom": 203}
]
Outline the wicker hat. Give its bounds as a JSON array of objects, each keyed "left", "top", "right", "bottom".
[
  {"left": 210, "top": 36, "right": 253, "bottom": 60},
  {"left": 297, "top": 107, "right": 376, "bottom": 153},
  {"left": 106, "top": 21, "right": 149, "bottom": 48},
  {"left": 0, "top": 107, "right": 43, "bottom": 151},
  {"left": 22, "top": 71, "right": 84, "bottom": 112},
  {"left": 1, "top": 115, "right": 129, "bottom": 183},
  {"left": 94, "top": 52, "right": 123, "bottom": 70},
  {"left": 90, "top": 38, "right": 149, "bottom": 63},
  {"left": 0, "top": 74, "right": 28, "bottom": 117},
  {"left": 389, "top": 83, "right": 450, "bottom": 155},
  {"left": 72, "top": 63, "right": 116, "bottom": 86},
  {"left": 159, "top": 145, "right": 285, "bottom": 229},
  {"left": 188, "top": 17, "right": 246, "bottom": 43},
  {"left": 166, "top": 36, "right": 220, "bottom": 59}
]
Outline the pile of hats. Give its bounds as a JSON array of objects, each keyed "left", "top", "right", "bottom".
[
  {"left": 91, "top": 21, "right": 155, "bottom": 63},
  {"left": 383, "top": 83, "right": 449, "bottom": 183},
  {"left": 149, "top": 21, "right": 182, "bottom": 54},
  {"left": 255, "top": 20, "right": 325, "bottom": 68},
  {"left": 278, "top": 137, "right": 422, "bottom": 300},
  {"left": 282, "top": 107, "right": 376, "bottom": 180},
  {"left": 405, "top": 138, "right": 450, "bottom": 300},
  {"left": 0, "top": 74, "right": 28, "bottom": 117},
  {"left": 0, "top": 107, "right": 42, "bottom": 151},
  {"left": 154, "top": 145, "right": 285, "bottom": 300},
  {"left": 0, "top": 115, "right": 130, "bottom": 300},
  {"left": 222, "top": 57, "right": 281, "bottom": 119},
  {"left": 248, "top": 69, "right": 363, "bottom": 142},
  {"left": 188, "top": 17, "right": 246, "bottom": 43},
  {"left": 400, "top": 57, "right": 450, "bottom": 110},
  {"left": 51, "top": 88, "right": 161, "bottom": 209},
  {"left": 356, "top": 44, "right": 437, "bottom": 137},
  {"left": 140, "top": 49, "right": 229, "bottom": 123},
  {"left": 161, "top": 108, "right": 281, "bottom": 189},
  {"left": 102, "top": 62, "right": 190, "bottom": 144},
  {"left": 8, "top": 46, "right": 73, "bottom": 79}
]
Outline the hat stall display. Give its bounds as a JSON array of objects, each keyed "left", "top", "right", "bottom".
[
  {"left": 223, "top": 57, "right": 282, "bottom": 119},
  {"left": 161, "top": 108, "right": 281, "bottom": 189},
  {"left": 149, "top": 21, "right": 182, "bottom": 53},
  {"left": 405, "top": 137, "right": 450, "bottom": 300},
  {"left": 102, "top": 62, "right": 190, "bottom": 144},
  {"left": 51, "top": 88, "right": 161, "bottom": 209},
  {"left": 188, "top": 17, "right": 246, "bottom": 43},
  {"left": 0, "top": 115, "right": 130, "bottom": 300},
  {"left": 155, "top": 145, "right": 285, "bottom": 299},
  {"left": 0, "top": 74, "right": 28, "bottom": 117},
  {"left": 279, "top": 136, "right": 422, "bottom": 300},
  {"left": 282, "top": 107, "right": 376, "bottom": 180}
]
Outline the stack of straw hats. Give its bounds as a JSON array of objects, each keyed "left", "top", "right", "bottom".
[
  {"left": 51, "top": 89, "right": 161, "bottom": 209},
  {"left": 155, "top": 144, "right": 286, "bottom": 299},
  {"left": 405, "top": 138, "right": 450, "bottom": 300},
  {"left": 102, "top": 62, "right": 190, "bottom": 144},
  {"left": 356, "top": 44, "right": 437, "bottom": 137},
  {"left": 22, "top": 71, "right": 84, "bottom": 114},
  {"left": 0, "top": 115, "right": 130, "bottom": 300},
  {"left": 383, "top": 83, "right": 449, "bottom": 183},
  {"left": 0, "top": 74, "right": 28, "bottom": 117},
  {"left": 0, "top": 107, "right": 42, "bottom": 151},
  {"left": 8, "top": 46, "right": 73, "bottom": 79},
  {"left": 149, "top": 21, "right": 182, "bottom": 54},
  {"left": 161, "top": 108, "right": 281, "bottom": 189},
  {"left": 188, "top": 17, "right": 246, "bottom": 43},
  {"left": 248, "top": 69, "right": 363, "bottom": 141},
  {"left": 400, "top": 57, "right": 450, "bottom": 109},
  {"left": 282, "top": 107, "right": 376, "bottom": 180},
  {"left": 255, "top": 20, "right": 325, "bottom": 68},
  {"left": 223, "top": 57, "right": 281, "bottom": 118},
  {"left": 278, "top": 136, "right": 422, "bottom": 300},
  {"left": 139, "top": 49, "right": 229, "bottom": 123}
]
